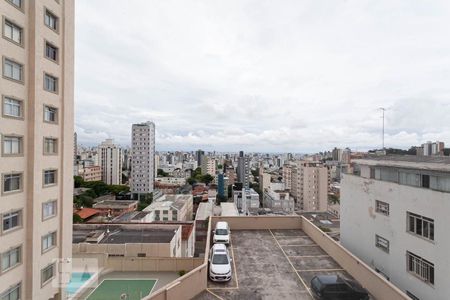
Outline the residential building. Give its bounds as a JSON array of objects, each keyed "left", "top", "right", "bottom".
[
  {"left": 92, "top": 200, "right": 138, "bottom": 217},
  {"left": 143, "top": 194, "right": 194, "bottom": 222},
  {"left": 237, "top": 151, "right": 250, "bottom": 188},
  {"left": 421, "top": 141, "right": 445, "bottom": 156},
  {"left": 98, "top": 139, "right": 122, "bottom": 185},
  {"left": 201, "top": 156, "right": 216, "bottom": 176},
  {"left": 290, "top": 162, "right": 328, "bottom": 211},
  {"left": 260, "top": 172, "right": 271, "bottom": 192},
  {"left": 233, "top": 188, "right": 260, "bottom": 214},
  {"left": 130, "top": 121, "right": 155, "bottom": 199},
  {"left": 0, "top": 1, "right": 74, "bottom": 299},
  {"left": 195, "top": 149, "right": 204, "bottom": 168},
  {"left": 78, "top": 165, "right": 101, "bottom": 182},
  {"left": 263, "top": 184, "right": 294, "bottom": 213},
  {"left": 341, "top": 155, "right": 450, "bottom": 300}
]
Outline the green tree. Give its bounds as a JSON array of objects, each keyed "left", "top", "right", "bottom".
[
  {"left": 74, "top": 176, "right": 84, "bottom": 188},
  {"left": 73, "top": 214, "right": 83, "bottom": 224},
  {"left": 200, "top": 174, "right": 214, "bottom": 184},
  {"left": 157, "top": 169, "right": 170, "bottom": 177},
  {"left": 108, "top": 185, "right": 130, "bottom": 195}
]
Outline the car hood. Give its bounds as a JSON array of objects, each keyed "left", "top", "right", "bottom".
[{"left": 211, "top": 264, "right": 231, "bottom": 274}]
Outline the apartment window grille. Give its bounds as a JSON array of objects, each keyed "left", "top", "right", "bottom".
[
  {"left": 407, "top": 212, "right": 434, "bottom": 241},
  {"left": 2, "top": 210, "right": 21, "bottom": 232},
  {"left": 42, "top": 201, "right": 57, "bottom": 219},
  {"left": 0, "top": 283, "right": 20, "bottom": 300},
  {"left": 44, "top": 105, "right": 57, "bottom": 122},
  {"left": 44, "top": 10, "right": 58, "bottom": 31},
  {"left": 375, "top": 200, "right": 389, "bottom": 216},
  {"left": 41, "top": 263, "right": 55, "bottom": 285},
  {"left": 3, "top": 59, "right": 22, "bottom": 81},
  {"left": 3, "top": 136, "right": 22, "bottom": 155},
  {"left": 407, "top": 251, "right": 434, "bottom": 285},
  {"left": 1, "top": 246, "right": 21, "bottom": 271},
  {"left": 3, "top": 98, "right": 22, "bottom": 117},
  {"left": 43, "top": 170, "right": 57, "bottom": 185},
  {"left": 42, "top": 232, "right": 56, "bottom": 252},
  {"left": 375, "top": 235, "right": 389, "bottom": 253},
  {"left": 44, "top": 138, "right": 57, "bottom": 154},
  {"left": 45, "top": 42, "right": 58, "bottom": 61},
  {"left": 3, "top": 174, "right": 21, "bottom": 193},
  {"left": 3, "top": 20, "right": 22, "bottom": 44},
  {"left": 172, "top": 211, "right": 178, "bottom": 221},
  {"left": 44, "top": 74, "right": 58, "bottom": 92}
]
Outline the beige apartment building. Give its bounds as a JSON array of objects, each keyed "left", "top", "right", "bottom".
[
  {"left": 0, "top": 1, "right": 74, "bottom": 299},
  {"left": 286, "top": 162, "right": 328, "bottom": 211}
]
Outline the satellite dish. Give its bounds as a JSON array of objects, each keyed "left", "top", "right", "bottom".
[{"left": 120, "top": 293, "right": 128, "bottom": 300}]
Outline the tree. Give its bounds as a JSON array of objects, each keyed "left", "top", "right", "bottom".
[
  {"left": 137, "top": 193, "right": 153, "bottom": 211},
  {"left": 157, "top": 169, "right": 169, "bottom": 177},
  {"left": 73, "top": 214, "right": 83, "bottom": 224},
  {"left": 108, "top": 185, "right": 130, "bottom": 195},
  {"left": 328, "top": 194, "right": 340, "bottom": 204},
  {"left": 74, "top": 176, "right": 84, "bottom": 188},
  {"left": 200, "top": 174, "right": 214, "bottom": 185},
  {"left": 187, "top": 177, "right": 196, "bottom": 185}
]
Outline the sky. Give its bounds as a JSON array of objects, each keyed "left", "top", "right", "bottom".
[{"left": 75, "top": 0, "right": 450, "bottom": 153}]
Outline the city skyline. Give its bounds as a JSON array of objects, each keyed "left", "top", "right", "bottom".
[{"left": 75, "top": 0, "right": 450, "bottom": 152}]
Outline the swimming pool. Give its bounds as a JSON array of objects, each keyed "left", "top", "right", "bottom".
[{"left": 66, "top": 272, "right": 93, "bottom": 296}]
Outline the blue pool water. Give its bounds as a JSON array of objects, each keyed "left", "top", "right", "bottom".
[{"left": 66, "top": 272, "right": 93, "bottom": 296}]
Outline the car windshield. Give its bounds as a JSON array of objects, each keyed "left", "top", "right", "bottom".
[
  {"left": 311, "top": 278, "right": 323, "bottom": 291},
  {"left": 215, "top": 229, "right": 228, "bottom": 235},
  {"left": 212, "top": 254, "right": 229, "bottom": 264}
]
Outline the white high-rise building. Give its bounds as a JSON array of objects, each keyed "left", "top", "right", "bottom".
[
  {"left": 98, "top": 139, "right": 122, "bottom": 185},
  {"left": 130, "top": 122, "right": 155, "bottom": 198},
  {"left": 341, "top": 156, "right": 450, "bottom": 300}
]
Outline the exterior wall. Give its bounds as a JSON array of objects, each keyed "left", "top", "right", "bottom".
[
  {"left": 341, "top": 173, "right": 449, "bottom": 300},
  {"left": 130, "top": 122, "right": 155, "bottom": 195},
  {"left": 79, "top": 165, "right": 101, "bottom": 182},
  {"left": 290, "top": 163, "right": 328, "bottom": 211},
  {"left": 0, "top": 1, "right": 74, "bottom": 299},
  {"left": 201, "top": 157, "right": 215, "bottom": 176},
  {"left": 98, "top": 139, "right": 122, "bottom": 185}
]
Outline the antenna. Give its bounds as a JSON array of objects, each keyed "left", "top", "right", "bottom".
[{"left": 379, "top": 107, "right": 386, "bottom": 150}]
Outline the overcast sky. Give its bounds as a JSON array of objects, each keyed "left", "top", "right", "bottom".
[{"left": 75, "top": 0, "right": 450, "bottom": 152}]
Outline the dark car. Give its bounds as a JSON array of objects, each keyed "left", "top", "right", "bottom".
[{"left": 311, "top": 275, "right": 369, "bottom": 300}]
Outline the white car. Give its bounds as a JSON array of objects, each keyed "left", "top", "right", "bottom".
[
  {"left": 209, "top": 244, "right": 232, "bottom": 282},
  {"left": 213, "top": 221, "right": 230, "bottom": 245}
]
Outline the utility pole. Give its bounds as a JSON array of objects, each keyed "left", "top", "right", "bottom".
[{"left": 379, "top": 107, "right": 386, "bottom": 150}]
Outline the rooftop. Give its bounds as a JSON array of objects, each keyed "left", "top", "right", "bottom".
[
  {"left": 93, "top": 200, "right": 138, "bottom": 209},
  {"left": 195, "top": 229, "right": 360, "bottom": 300},
  {"left": 354, "top": 155, "right": 450, "bottom": 172},
  {"left": 73, "top": 224, "right": 178, "bottom": 244}
]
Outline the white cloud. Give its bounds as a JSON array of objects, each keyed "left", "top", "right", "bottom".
[{"left": 75, "top": 0, "right": 450, "bottom": 152}]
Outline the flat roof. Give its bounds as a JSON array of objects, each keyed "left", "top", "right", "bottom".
[
  {"left": 93, "top": 200, "right": 138, "bottom": 209},
  {"left": 73, "top": 224, "right": 178, "bottom": 244},
  {"left": 195, "top": 202, "right": 212, "bottom": 220},
  {"left": 195, "top": 229, "right": 370, "bottom": 300},
  {"left": 354, "top": 155, "right": 450, "bottom": 172}
]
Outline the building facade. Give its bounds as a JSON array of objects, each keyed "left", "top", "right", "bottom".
[
  {"left": 98, "top": 139, "right": 122, "bottom": 185},
  {"left": 237, "top": 151, "right": 250, "bottom": 189},
  {"left": 290, "top": 162, "right": 328, "bottom": 211},
  {"left": 130, "top": 121, "right": 155, "bottom": 198},
  {"left": 341, "top": 156, "right": 450, "bottom": 300},
  {"left": 0, "top": 1, "right": 74, "bottom": 299}
]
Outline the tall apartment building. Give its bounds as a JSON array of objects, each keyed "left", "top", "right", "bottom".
[
  {"left": 0, "top": 1, "right": 74, "bottom": 299},
  {"left": 290, "top": 162, "right": 328, "bottom": 211},
  {"left": 421, "top": 141, "right": 445, "bottom": 156},
  {"left": 237, "top": 151, "right": 250, "bottom": 189},
  {"left": 98, "top": 139, "right": 122, "bottom": 185},
  {"left": 282, "top": 164, "right": 293, "bottom": 190},
  {"left": 201, "top": 156, "right": 216, "bottom": 176},
  {"left": 130, "top": 121, "right": 155, "bottom": 199},
  {"left": 341, "top": 156, "right": 450, "bottom": 300}
]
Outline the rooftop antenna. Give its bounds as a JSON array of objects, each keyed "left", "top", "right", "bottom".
[{"left": 379, "top": 107, "right": 386, "bottom": 150}]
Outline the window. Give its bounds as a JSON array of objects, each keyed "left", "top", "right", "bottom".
[
  {"left": 6, "top": 0, "right": 22, "bottom": 9},
  {"left": 42, "top": 201, "right": 57, "bottom": 220},
  {"left": 421, "top": 174, "right": 430, "bottom": 188},
  {"left": 3, "top": 59, "right": 23, "bottom": 81},
  {"left": 44, "top": 105, "right": 57, "bottom": 123},
  {"left": 1, "top": 246, "right": 21, "bottom": 272},
  {"left": 2, "top": 173, "right": 21, "bottom": 193},
  {"left": 2, "top": 97, "right": 22, "bottom": 118},
  {"left": 375, "top": 200, "right": 389, "bottom": 216},
  {"left": 154, "top": 210, "right": 160, "bottom": 221},
  {"left": 42, "top": 232, "right": 56, "bottom": 252},
  {"left": 2, "top": 210, "right": 21, "bottom": 232},
  {"left": 3, "top": 20, "right": 22, "bottom": 44},
  {"left": 41, "top": 263, "right": 55, "bottom": 285},
  {"left": 2, "top": 136, "right": 22, "bottom": 155},
  {"left": 44, "top": 74, "right": 58, "bottom": 92},
  {"left": 172, "top": 210, "right": 178, "bottom": 221},
  {"left": 44, "top": 9, "right": 58, "bottom": 31},
  {"left": 407, "top": 251, "right": 434, "bottom": 285},
  {"left": 44, "top": 138, "right": 57, "bottom": 154},
  {"left": 43, "top": 170, "right": 57, "bottom": 185},
  {"left": 45, "top": 42, "right": 58, "bottom": 61},
  {"left": 407, "top": 212, "right": 434, "bottom": 241},
  {"left": 375, "top": 235, "right": 389, "bottom": 253},
  {"left": 0, "top": 283, "right": 20, "bottom": 300}
]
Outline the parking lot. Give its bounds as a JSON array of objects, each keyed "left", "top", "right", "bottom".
[{"left": 195, "top": 229, "right": 363, "bottom": 300}]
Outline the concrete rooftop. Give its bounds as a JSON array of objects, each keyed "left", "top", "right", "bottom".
[{"left": 195, "top": 229, "right": 366, "bottom": 300}]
